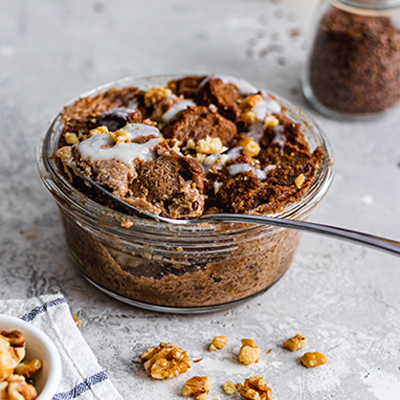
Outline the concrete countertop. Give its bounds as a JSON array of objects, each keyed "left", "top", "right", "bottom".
[{"left": 1, "top": 0, "right": 399, "bottom": 399}]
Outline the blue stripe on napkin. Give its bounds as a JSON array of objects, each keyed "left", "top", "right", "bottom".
[
  {"left": 52, "top": 371, "right": 108, "bottom": 400},
  {"left": 21, "top": 297, "right": 67, "bottom": 322}
]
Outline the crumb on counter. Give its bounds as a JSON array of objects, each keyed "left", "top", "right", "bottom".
[{"left": 72, "top": 313, "right": 82, "bottom": 328}]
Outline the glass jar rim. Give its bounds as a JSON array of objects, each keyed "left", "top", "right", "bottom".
[
  {"left": 38, "top": 74, "right": 334, "bottom": 242},
  {"left": 332, "top": 0, "right": 400, "bottom": 10}
]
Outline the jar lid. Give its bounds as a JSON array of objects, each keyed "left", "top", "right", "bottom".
[{"left": 337, "top": 0, "right": 400, "bottom": 9}]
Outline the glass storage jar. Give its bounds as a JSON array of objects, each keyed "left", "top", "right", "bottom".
[
  {"left": 38, "top": 75, "right": 334, "bottom": 314},
  {"left": 303, "top": 0, "right": 400, "bottom": 121}
]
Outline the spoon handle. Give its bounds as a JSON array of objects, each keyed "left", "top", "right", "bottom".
[{"left": 205, "top": 214, "right": 400, "bottom": 257}]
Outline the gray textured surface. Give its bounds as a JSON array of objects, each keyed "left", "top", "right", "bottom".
[{"left": 1, "top": 0, "right": 400, "bottom": 399}]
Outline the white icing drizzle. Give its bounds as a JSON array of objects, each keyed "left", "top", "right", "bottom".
[
  {"left": 228, "top": 163, "right": 266, "bottom": 180},
  {"left": 272, "top": 125, "right": 286, "bottom": 154},
  {"left": 199, "top": 74, "right": 258, "bottom": 95},
  {"left": 124, "top": 123, "right": 160, "bottom": 139},
  {"left": 226, "top": 147, "right": 242, "bottom": 161},
  {"left": 213, "top": 181, "right": 223, "bottom": 194},
  {"left": 253, "top": 97, "right": 281, "bottom": 120},
  {"left": 255, "top": 169, "right": 267, "bottom": 180},
  {"left": 162, "top": 99, "right": 196, "bottom": 122},
  {"left": 264, "top": 164, "right": 277, "bottom": 173},
  {"left": 78, "top": 133, "right": 160, "bottom": 164},
  {"left": 246, "top": 122, "right": 265, "bottom": 144},
  {"left": 203, "top": 154, "right": 220, "bottom": 167}
]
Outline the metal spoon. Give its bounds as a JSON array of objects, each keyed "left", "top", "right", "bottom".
[{"left": 76, "top": 168, "right": 400, "bottom": 257}]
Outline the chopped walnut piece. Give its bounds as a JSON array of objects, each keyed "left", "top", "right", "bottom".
[
  {"left": 240, "top": 94, "right": 262, "bottom": 112},
  {"left": 138, "top": 342, "right": 191, "bottom": 379},
  {"left": 182, "top": 376, "right": 211, "bottom": 400},
  {"left": 301, "top": 352, "right": 327, "bottom": 368},
  {"left": 65, "top": 132, "right": 79, "bottom": 145},
  {"left": 294, "top": 174, "right": 305, "bottom": 189},
  {"left": 238, "top": 339, "right": 261, "bottom": 365},
  {"left": 238, "top": 376, "right": 272, "bottom": 400},
  {"left": 109, "top": 128, "right": 131, "bottom": 144},
  {"left": 185, "top": 139, "right": 196, "bottom": 150},
  {"left": 194, "top": 153, "right": 207, "bottom": 164},
  {"left": 222, "top": 380, "right": 237, "bottom": 395},
  {"left": 241, "top": 111, "right": 257, "bottom": 125},
  {"left": 88, "top": 125, "right": 109, "bottom": 137},
  {"left": 196, "top": 137, "right": 223, "bottom": 155},
  {"left": 238, "top": 138, "right": 261, "bottom": 158},
  {"left": 170, "top": 139, "right": 182, "bottom": 154},
  {"left": 15, "top": 360, "right": 42, "bottom": 379},
  {"left": 283, "top": 334, "right": 306, "bottom": 352},
  {"left": 7, "top": 375, "right": 37, "bottom": 400},
  {"left": 209, "top": 336, "right": 227, "bottom": 351},
  {"left": 264, "top": 115, "right": 279, "bottom": 129},
  {"left": 144, "top": 87, "right": 172, "bottom": 108}
]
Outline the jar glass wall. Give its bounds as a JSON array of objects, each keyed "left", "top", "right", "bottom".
[{"left": 303, "top": 0, "right": 400, "bottom": 121}]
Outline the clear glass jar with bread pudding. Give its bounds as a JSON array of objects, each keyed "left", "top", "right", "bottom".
[{"left": 38, "top": 74, "right": 334, "bottom": 313}]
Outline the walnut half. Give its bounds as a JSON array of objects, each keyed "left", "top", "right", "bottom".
[
  {"left": 182, "top": 376, "right": 211, "bottom": 400},
  {"left": 138, "top": 342, "right": 191, "bottom": 379},
  {"left": 237, "top": 376, "right": 272, "bottom": 400}
]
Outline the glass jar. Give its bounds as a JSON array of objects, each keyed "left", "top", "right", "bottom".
[
  {"left": 38, "top": 75, "right": 334, "bottom": 314},
  {"left": 303, "top": 0, "right": 400, "bottom": 121}
]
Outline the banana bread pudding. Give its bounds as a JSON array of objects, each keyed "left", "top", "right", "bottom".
[{"left": 56, "top": 75, "right": 324, "bottom": 219}]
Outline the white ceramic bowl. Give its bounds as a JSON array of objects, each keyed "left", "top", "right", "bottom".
[{"left": 0, "top": 315, "right": 62, "bottom": 400}]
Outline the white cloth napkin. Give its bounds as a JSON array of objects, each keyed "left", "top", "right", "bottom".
[{"left": 0, "top": 294, "right": 124, "bottom": 400}]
